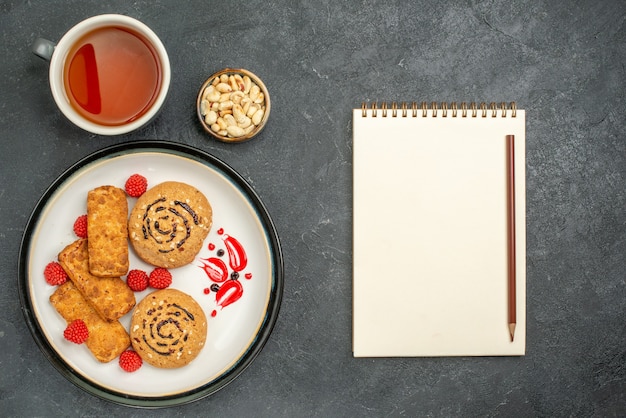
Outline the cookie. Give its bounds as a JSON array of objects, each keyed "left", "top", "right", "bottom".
[
  {"left": 50, "top": 281, "right": 130, "bottom": 362},
  {"left": 128, "top": 181, "right": 212, "bottom": 268},
  {"left": 58, "top": 239, "right": 135, "bottom": 322},
  {"left": 87, "top": 185, "right": 129, "bottom": 277},
  {"left": 129, "top": 289, "right": 207, "bottom": 368}
]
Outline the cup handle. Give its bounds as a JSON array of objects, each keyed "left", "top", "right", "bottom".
[{"left": 32, "top": 38, "right": 56, "bottom": 61}]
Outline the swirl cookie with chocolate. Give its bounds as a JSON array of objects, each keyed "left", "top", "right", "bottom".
[
  {"left": 130, "top": 289, "right": 207, "bottom": 368},
  {"left": 128, "top": 181, "right": 212, "bottom": 268}
]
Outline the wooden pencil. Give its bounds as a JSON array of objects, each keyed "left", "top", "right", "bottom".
[{"left": 507, "top": 134, "right": 516, "bottom": 342}]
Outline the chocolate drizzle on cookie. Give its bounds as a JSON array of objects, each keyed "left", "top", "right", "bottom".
[
  {"left": 130, "top": 289, "right": 207, "bottom": 368},
  {"left": 174, "top": 200, "right": 200, "bottom": 224},
  {"left": 140, "top": 302, "right": 199, "bottom": 357},
  {"left": 129, "top": 181, "right": 212, "bottom": 269},
  {"left": 140, "top": 197, "right": 202, "bottom": 254},
  {"left": 173, "top": 303, "right": 195, "bottom": 321}
]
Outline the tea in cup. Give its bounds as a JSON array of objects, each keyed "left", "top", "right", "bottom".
[{"left": 33, "top": 14, "right": 171, "bottom": 135}]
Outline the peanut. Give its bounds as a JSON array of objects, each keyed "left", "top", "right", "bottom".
[
  {"left": 216, "top": 82, "right": 232, "bottom": 93},
  {"left": 204, "top": 110, "right": 218, "bottom": 125},
  {"left": 200, "top": 72, "right": 267, "bottom": 139},
  {"left": 251, "top": 108, "right": 264, "bottom": 126},
  {"left": 226, "top": 125, "right": 245, "bottom": 137}
]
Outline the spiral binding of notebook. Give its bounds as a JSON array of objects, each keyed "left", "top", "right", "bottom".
[{"left": 361, "top": 101, "right": 517, "bottom": 118}]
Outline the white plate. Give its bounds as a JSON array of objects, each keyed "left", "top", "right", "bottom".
[{"left": 18, "top": 141, "right": 283, "bottom": 407}]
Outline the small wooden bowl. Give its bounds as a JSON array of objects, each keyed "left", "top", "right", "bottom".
[{"left": 196, "top": 68, "right": 271, "bottom": 143}]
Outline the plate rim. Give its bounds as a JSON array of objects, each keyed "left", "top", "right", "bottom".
[{"left": 17, "top": 140, "right": 284, "bottom": 408}]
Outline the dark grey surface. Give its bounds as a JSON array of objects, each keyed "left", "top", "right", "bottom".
[{"left": 1, "top": 0, "right": 624, "bottom": 416}]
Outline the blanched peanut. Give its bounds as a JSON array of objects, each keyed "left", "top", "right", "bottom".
[
  {"left": 228, "top": 75, "right": 239, "bottom": 91},
  {"left": 233, "top": 104, "right": 246, "bottom": 123},
  {"left": 234, "top": 74, "right": 245, "bottom": 90},
  {"left": 252, "top": 108, "right": 264, "bottom": 125},
  {"left": 200, "top": 99, "right": 209, "bottom": 115},
  {"left": 216, "top": 82, "right": 232, "bottom": 93},
  {"left": 238, "top": 116, "right": 252, "bottom": 129},
  {"left": 204, "top": 110, "right": 218, "bottom": 125},
  {"left": 218, "top": 100, "right": 234, "bottom": 111},
  {"left": 200, "top": 71, "right": 267, "bottom": 139},
  {"left": 230, "top": 91, "right": 244, "bottom": 104},
  {"left": 202, "top": 87, "right": 211, "bottom": 100},
  {"left": 204, "top": 85, "right": 221, "bottom": 102},
  {"left": 249, "top": 85, "right": 260, "bottom": 102},
  {"left": 246, "top": 103, "right": 259, "bottom": 118},
  {"left": 223, "top": 114, "right": 237, "bottom": 126},
  {"left": 226, "top": 125, "right": 245, "bottom": 137}
]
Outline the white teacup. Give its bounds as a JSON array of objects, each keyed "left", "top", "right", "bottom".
[{"left": 33, "top": 14, "right": 171, "bottom": 135}]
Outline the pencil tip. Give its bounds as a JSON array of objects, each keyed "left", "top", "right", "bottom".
[{"left": 509, "top": 323, "right": 516, "bottom": 342}]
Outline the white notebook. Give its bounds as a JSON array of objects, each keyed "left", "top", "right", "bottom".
[{"left": 352, "top": 102, "right": 526, "bottom": 357}]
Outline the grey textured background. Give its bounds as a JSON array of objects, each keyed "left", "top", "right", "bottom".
[{"left": 1, "top": 0, "right": 625, "bottom": 416}]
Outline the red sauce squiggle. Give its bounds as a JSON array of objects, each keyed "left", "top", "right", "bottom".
[{"left": 198, "top": 227, "right": 251, "bottom": 316}]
